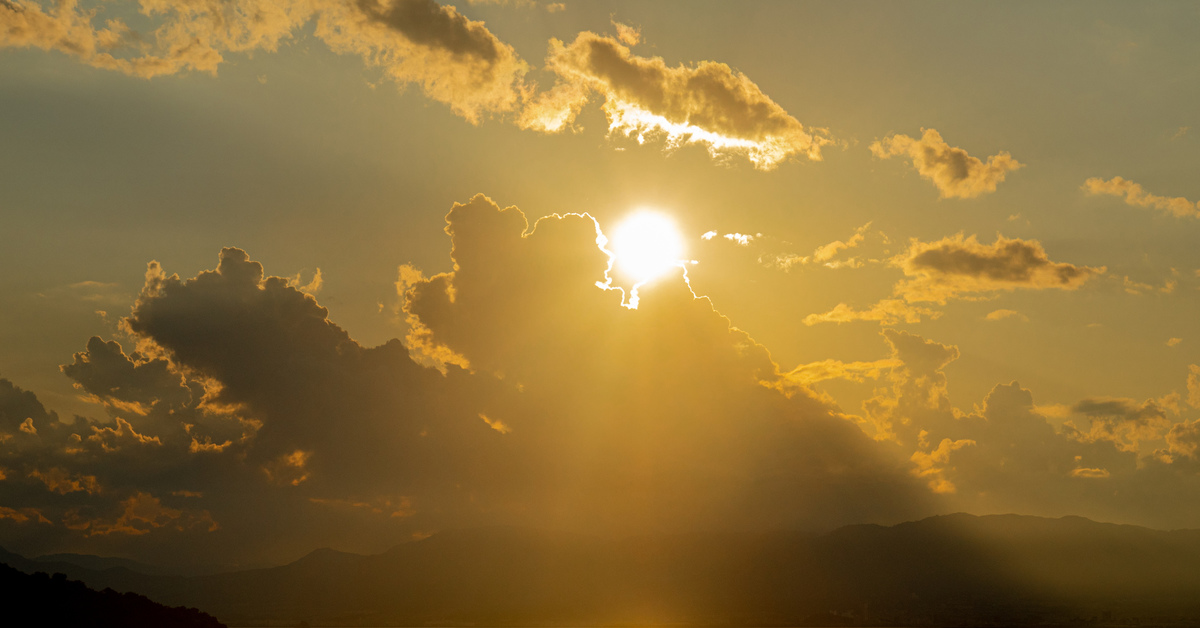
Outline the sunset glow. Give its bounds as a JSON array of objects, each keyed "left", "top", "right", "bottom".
[
  {"left": 3, "top": 2, "right": 1200, "bottom": 626},
  {"left": 608, "top": 211, "right": 685, "bottom": 284}
]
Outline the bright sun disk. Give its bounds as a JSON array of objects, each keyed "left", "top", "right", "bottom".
[{"left": 610, "top": 212, "right": 685, "bottom": 283}]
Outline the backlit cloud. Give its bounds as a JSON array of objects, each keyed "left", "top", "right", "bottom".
[
  {"left": 1084, "top": 176, "right": 1200, "bottom": 219},
  {"left": 871, "top": 128, "right": 1023, "bottom": 198},
  {"left": 1, "top": 196, "right": 938, "bottom": 563},
  {"left": 519, "top": 32, "right": 833, "bottom": 169}
]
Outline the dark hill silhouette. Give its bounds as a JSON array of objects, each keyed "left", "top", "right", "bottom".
[
  {"left": 0, "top": 562, "right": 224, "bottom": 627},
  {"left": 8, "top": 513, "right": 1200, "bottom": 626}
]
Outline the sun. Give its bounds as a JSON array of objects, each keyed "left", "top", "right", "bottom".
[{"left": 609, "top": 211, "right": 685, "bottom": 283}]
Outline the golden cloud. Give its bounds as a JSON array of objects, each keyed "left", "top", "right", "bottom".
[
  {"left": 802, "top": 299, "right": 940, "bottom": 326},
  {"left": 520, "top": 31, "right": 833, "bottom": 169},
  {"left": 0, "top": 0, "right": 528, "bottom": 122},
  {"left": 1084, "top": 176, "right": 1200, "bottom": 219},
  {"left": 871, "top": 128, "right": 1022, "bottom": 198}
]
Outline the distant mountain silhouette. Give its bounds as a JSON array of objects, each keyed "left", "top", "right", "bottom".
[
  {"left": 33, "top": 552, "right": 246, "bottom": 577},
  {"left": 0, "top": 562, "right": 224, "bottom": 627},
  {"left": 7, "top": 513, "right": 1200, "bottom": 626}
]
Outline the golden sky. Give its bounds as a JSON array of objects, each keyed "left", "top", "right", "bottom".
[{"left": 1, "top": 0, "right": 1199, "bottom": 566}]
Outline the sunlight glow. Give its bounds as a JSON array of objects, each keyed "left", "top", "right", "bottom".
[
  {"left": 610, "top": 211, "right": 685, "bottom": 285},
  {"left": 603, "top": 99, "right": 799, "bottom": 170}
]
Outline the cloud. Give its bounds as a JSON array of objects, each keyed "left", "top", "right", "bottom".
[
  {"left": 911, "top": 437, "right": 976, "bottom": 494},
  {"left": 856, "top": 332, "right": 1200, "bottom": 527},
  {"left": 9, "top": 190, "right": 1200, "bottom": 563},
  {"left": 870, "top": 128, "right": 1023, "bottom": 198},
  {"left": 29, "top": 467, "right": 100, "bottom": 495},
  {"left": 893, "top": 234, "right": 1104, "bottom": 304},
  {"left": 1189, "top": 365, "right": 1200, "bottom": 409},
  {"left": 1168, "top": 337, "right": 1183, "bottom": 347},
  {"left": 611, "top": 19, "right": 640, "bottom": 46},
  {"left": 1164, "top": 419, "right": 1200, "bottom": 460},
  {"left": 780, "top": 358, "right": 901, "bottom": 386},
  {"left": 985, "top": 309, "right": 1028, "bottom": 322},
  {"left": 812, "top": 222, "right": 871, "bottom": 263},
  {"left": 1084, "top": 176, "right": 1200, "bottom": 219},
  {"left": 393, "top": 194, "right": 932, "bottom": 531},
  {"left": 723, "top": 232, "right": 755, "bottom": 245},
  {"left": 519, "top": 31, "right": 833, "bottom": 169},
  {"left": 67, "top": 491, "right": 217, "bottom": 536},
  {"left": 0, "top": 197, "right": 938, "bottom": 563},
  {"left": 802, "top": 299, "right": 940, "bottom": 327},
  {"left": 1069, "top": 467, "right": 1110, "bottom": 479},
  {"left": 61, "top": 336, "right": 190, "bottom": 411},
  {"left": 759, "top": 223, "right": 878, "bottom": 272},
  {"left": 1066, "top": 396, "right": 1179, "bottom": 453},
  {"left": 0, "top": 0, "right": 528, "bottom": 122}
]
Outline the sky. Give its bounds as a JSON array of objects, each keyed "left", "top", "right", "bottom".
[{"left": 1, "top": 0, "right": 1200, "bottom": 567}]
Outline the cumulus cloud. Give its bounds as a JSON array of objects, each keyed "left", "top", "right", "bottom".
[
  {"left": 1084, "top": 176, "right": 1200, "bottom": 219},
  {"left": 396, "top": 194, "right": 929, "bottom": 531},
  {"left": 893, "top": 234, "right": 1104, "bottom": 304},
  {"left": 519, "top": 31, "right": 833, "bottom": 169},
  {"left": 851, "top": 330, "right": 1200, "bottom": 525},
  {"left": 3, "top": 195, "right": 940, "bottom": 563},
  {"left": 0, "top": 374, "right": 222, "bottom": 560},
  {"left": 9, "top": 190, "right": 1200, "bottom": 563},
  {"left": 0, "top": 0, "right": 528, "bottom": 122},
  {"left": 871, "top": 128, "right": 1023, "bottom": 198}
]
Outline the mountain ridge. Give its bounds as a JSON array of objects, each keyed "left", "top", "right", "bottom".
[{"left": 6, "top": 512, "right": 1200, "bottom": 626}]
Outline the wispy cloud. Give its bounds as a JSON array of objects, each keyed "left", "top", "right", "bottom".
[{"left": 1084, "top": 176, "right": 1200, "bottom": 219}]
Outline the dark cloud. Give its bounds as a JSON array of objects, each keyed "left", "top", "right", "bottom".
[
  {"left": 358, "top": 0, "right": 499, "bottom": 62},
  {"left": 1, "top": 196, "right": 940, "bottom": 563},
  {"left": 894, "top": 234, "right": 1105, "bottom": 304},
  {"left": 6, "top": 195, "right": 1195, "bottom": 566},
  {"left": 803, "top": 234, "right": 1102, "bottom": 326},
  {"left": 60, "top": 337, "right": 190, "bottom": 412}
]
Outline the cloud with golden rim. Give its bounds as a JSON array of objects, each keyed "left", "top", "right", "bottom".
[
  {"left": 803, "top": 234, "right": 1102, "bottom": 325},
  {"left": 0, "top": 0, "right": 528, "bottom": 122},
  {"left": 802, "top": 299, "right": 940, "bottom": 327},
  {"left": 855, "top": 331, "right": 1200, "bottom": 527},
  {"left": 0, "top": 196, "right": 941, "bottom": 563},
  {"left": 871, "top": 128, "right": 1023, "bottom": 198},
  {"left": 1083, "top": 176, "right": 1200, "bottom": 219},
  {"left": 893, "top": 234, "right": 1104, "bottom": 304},
  {"left": 519, "top": 31, "right": 833, "bottom": 169},
  {"left": 985, "top": 309, "right": 1028, "bottom": 322}
]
